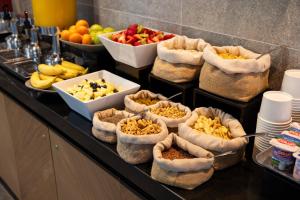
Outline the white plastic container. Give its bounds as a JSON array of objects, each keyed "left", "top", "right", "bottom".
[
  {"left": 282, "top": 130, "right": 300, "bottom": 146},
  {"left": 52, "top": 70, "right": 140, "bottom": 120},
  {"left": 99, "top": 29, "right": 171, "bottom": 68},
  {"left": 281, "top": 69, "right": 300, "bottom": 99},
  {"left": 259, "top": 91, "right": 293, "bottom": 123},
  {"left": 269, "top": 138, "right": 299, "bottom": 171},
  {"left": 293, "top": 151, "right": 300, "bottom": 180}
]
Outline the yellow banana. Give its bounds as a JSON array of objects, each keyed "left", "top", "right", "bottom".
[
  {"left": 61, "top": 60, "right": 85, "bottom": 71},
  {"left": 38, "top": 64, "right": 64, "bottom": 76},
  {"left": 38, "top": 72, "right": 63, "bottom": 82},
  {"left": 55, "top": 77, "right": 64, "bottom": 82},
  {"left": 30, "top": 72, "right": 56, "bottom": 89},
  {"left": 79, "top": 68, "right": 89, "bottom": 75},
  {"left": 39, "top": 73, "right": 56, "bottom": 80},
  {"left": 58, "top": 70, "right": 79, "bottom": 79},
  {"left": 57, "top": 64, "right": 79, "bottom": 74}
]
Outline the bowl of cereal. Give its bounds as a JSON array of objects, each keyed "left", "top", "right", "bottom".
[
  {"left": 53, "top": 70, "right": 140, "bottom": 120},
  {"left": 116, "top": 114, "right": 168, "bottom": 164}
]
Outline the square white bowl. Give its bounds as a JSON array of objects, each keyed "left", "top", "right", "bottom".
[
  {"left": 99, "top": 29, "right": 171, "bottom": 68},
  {"left": 52, "top": 70, "right": 140, "bottom": 120}
]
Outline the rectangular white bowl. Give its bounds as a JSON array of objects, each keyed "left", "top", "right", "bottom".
[
  {"left": 52, "top": 70, "right": 140, "bottom": 120},
  {"left": 100, "top": 29, "right": 166, "bottom": 68}
]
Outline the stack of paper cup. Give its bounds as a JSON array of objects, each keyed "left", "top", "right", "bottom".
[
  {"left": 281, "top": 69, "right": 300, "bottom": 123},
  {"left": 255, "top": 91, "right": 293, "bottom": 152}
]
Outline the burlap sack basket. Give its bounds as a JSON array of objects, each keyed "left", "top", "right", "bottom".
[
  {"left": 200, "top": 45, "right": 271, "bottom": 102},
  {"left": 92, "top": 109, "right": 133, "bottom": 144},
  {"left": 124, "top": 90, "right": 167, "bottom": 114},
  {"left": 151, "top": 36, "right": 209, "bottom": 83},
  {"left": 151, "top": 133, "right": 214, "bottom": 190},
  {"left": 116, "top": 114, "right": 168, "bottom": 164},
  {"left": 147, "top": 101, "right": 192, "bottom": 133},
  {"left": 178, "top": 107, "right": 248, "bottom": 170}
]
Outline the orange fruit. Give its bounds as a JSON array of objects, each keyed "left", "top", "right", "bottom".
[
  {"left": 69, "top": 25, "right": 76, "bottom": 33},
  {"left": 82, "top": 34, "right": 92, "bottom": 44},
  {"left": 76, "top": 19, "right": 89, "bottom": 28},
  {"left": 69, "top": 33, "right": 82, "bottom": 43},
  {"left": 60, "top": 30, "right": 71, "bottom": 41},
  {"left": 76, "top": 26, "right": 89, "bottom": 35}
]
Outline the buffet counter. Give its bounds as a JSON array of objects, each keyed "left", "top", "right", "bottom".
[{"left": 0, "top": 66, "right": 299, "bottom": 200}]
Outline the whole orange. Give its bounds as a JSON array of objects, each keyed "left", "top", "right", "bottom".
[
  {"left": 82, "top": 34, "right": 92, "bottom": 44},
  {"left": 69, "top": 33, "right": 82, "bottom": 43},
  {"left": 76, "top": 19, "right": 89, "bottom": 28},
  {"left": 69, "top": 25, "right": 76, "bottom": 33},
  {"left": 76, "top": 26, "right": 89, "bottom": 35},
  {"left": 60, "top": 30, "right": 71, "bottom": 41}
]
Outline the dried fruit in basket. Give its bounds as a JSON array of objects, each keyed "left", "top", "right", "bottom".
[{"left": 193, "top": 115, "right": 232, "bottom": 140}]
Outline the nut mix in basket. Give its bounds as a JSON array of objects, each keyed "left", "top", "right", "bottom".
[
  {"left": 120, "top": 118, "right": 161, "bottom": 135},
  {"left": 124, "top": 90, "right": 167, "bottom": 114},
  {"left": 150, "top": 105, "right": 186, "bottom": 119},
  {"left": 133, "top": 97, "right": 160, "bottom": 106}
]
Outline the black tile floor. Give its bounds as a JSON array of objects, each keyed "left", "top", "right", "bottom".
[{"left": 0, "top": 182, "right": 14, "bottom": 200}]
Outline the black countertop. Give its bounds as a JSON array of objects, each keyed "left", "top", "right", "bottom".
[{"left": 0, "top": 64, "right": 299, "bottom": 200}]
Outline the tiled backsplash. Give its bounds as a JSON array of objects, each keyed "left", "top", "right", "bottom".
[{"left": 20, "top": 0, "right": 300, "bottom": 89}]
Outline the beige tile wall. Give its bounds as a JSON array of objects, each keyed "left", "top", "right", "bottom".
[{"left": 18, "top": 0, "right": 300, "bottom": 89}]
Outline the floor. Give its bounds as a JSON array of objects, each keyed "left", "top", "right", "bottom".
[{"left": 0, "top": 182, "right": 14, "bottom": 200}]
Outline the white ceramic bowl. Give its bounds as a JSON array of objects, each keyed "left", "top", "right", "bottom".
[
  {"left": 256, "top": 125, "right": 286, "bottom": 134},
  {"left": 255, "top": 138, "right": 271, "bottom": 152},
  {"left": 258, "top": 113, "right": 292, "bottom": 126},
  {"left": 293, "top": 118, "right": 300, "bottom": 123},
  {"left": 52, "top": 70, "right": 140, "bottom": 120},
  {"left": 99, "top": 29, "right": 172, "bottom": 68},
  {"left": 259, "top": 91, "right": 293, "bottom": 123},
  {"left": 292, "top": 106, "right": 300, "bottom": 111},
  {"left": 281, "top": 69, "right": 300, "bottom": 99},
  {"left": 293, "top": 99, "right": 300, "bottom": 103},
  {"left": 292, "top": 104, "right": 300, "bottom": 108},
  {"left": 256, "top": 125, "right": 289, "bottom": 132}
]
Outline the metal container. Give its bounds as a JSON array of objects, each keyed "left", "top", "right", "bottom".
[
  {"left": 23, "top": 27, "right": 41, "bottom": 61},
  {"left": 0, "top": 12, "right": 9, "bottom": 33},
  {"left": 5, "top": 19, "right": 22, "bottom": 50}
]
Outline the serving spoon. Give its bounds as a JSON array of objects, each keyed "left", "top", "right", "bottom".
[
  {"left": 255, "top": 45, "right": 285, "bottom": 60},
  {"left": 238, "top": 132, "right": 281, "bottom": 139},
  {"left": 214, "top": 132, "right": 282, "bottom": 158}
]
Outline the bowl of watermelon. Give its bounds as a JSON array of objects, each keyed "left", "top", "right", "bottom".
[{"left": 100, "top": 24, "right": 175, "bottom": 68}]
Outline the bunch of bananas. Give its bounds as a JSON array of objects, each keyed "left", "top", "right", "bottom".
[{"left": 30, "top": 61, "right": 88, "bottom": 90}]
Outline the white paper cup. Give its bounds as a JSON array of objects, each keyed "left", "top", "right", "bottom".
[
  {"left": 281, "top": 69, "right": 300, "bottom": 99},
  {"left": 259, "top": 91, "right": 292, "bottom": 123}
]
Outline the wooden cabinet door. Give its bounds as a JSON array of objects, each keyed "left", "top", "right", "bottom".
[
  {"left": 119, "top": 182, "right": 142, "bottom": 200},
  {"left": 50, "top": 129, "right": 123, "bottom": 200},
  {"left": 2, "top": 93, "right": 57, "bottom": 200},
  {"left": 0, "top": 92, "right": 21, "bottom": 198}
]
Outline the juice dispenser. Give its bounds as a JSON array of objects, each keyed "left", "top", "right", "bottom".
[{"left": 32, "top": 0, "right": 77, "bottom": 30}]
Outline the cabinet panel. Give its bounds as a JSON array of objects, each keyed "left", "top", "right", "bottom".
[
  {"left": 119, "top": 183, "right": 141, "bottom": 200},
  {"left": 50, "top": 129, "right": 121, "bottom": 200},
  {"left": 3, "top": 94, "right": 57, "bottom": 200},
  {"left": 0, "top": 92, "right": 21, "bottom": 198}
]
